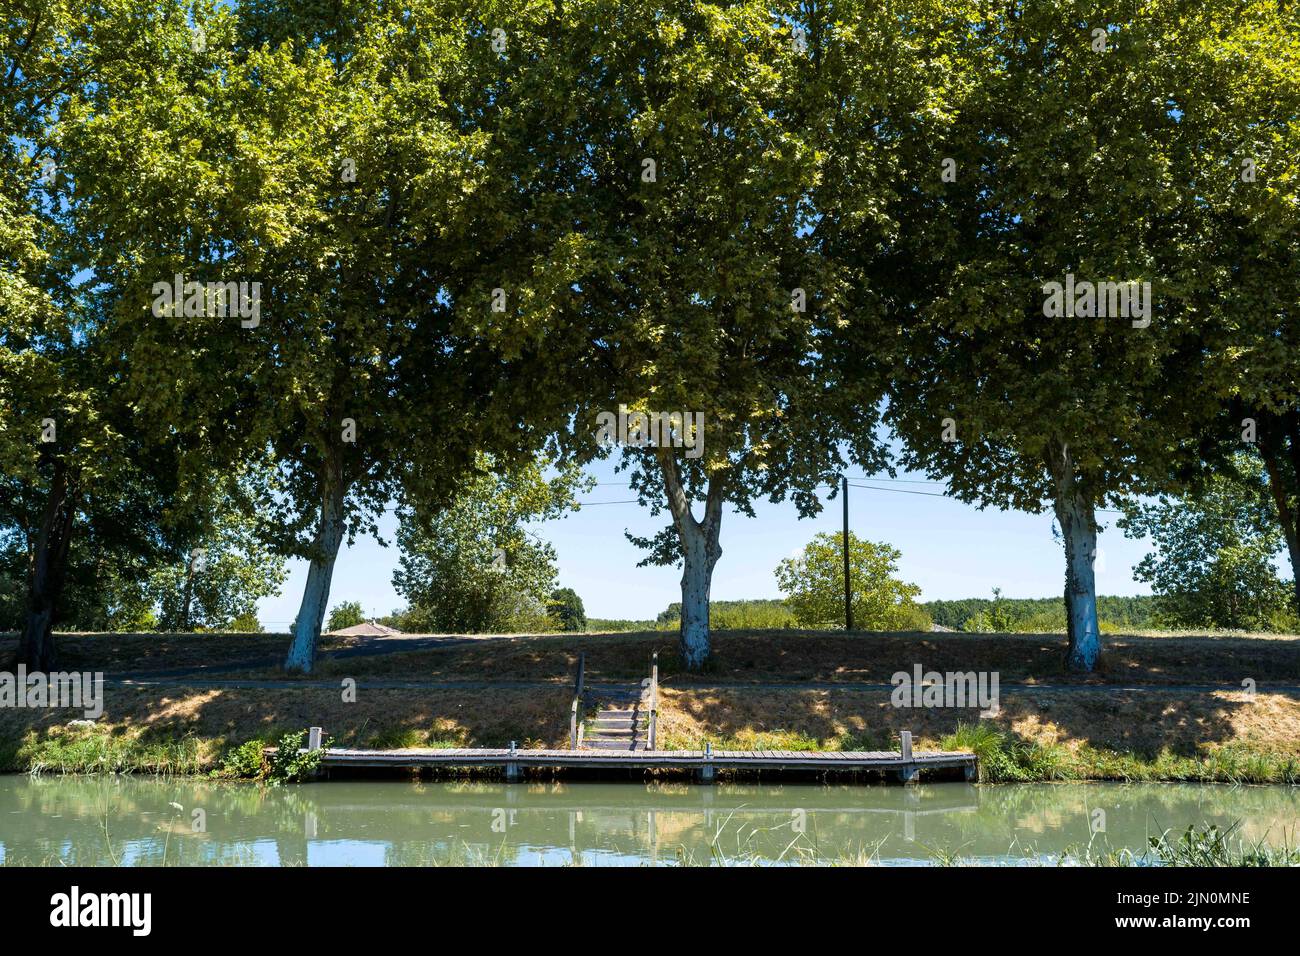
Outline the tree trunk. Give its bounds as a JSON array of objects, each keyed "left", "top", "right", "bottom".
[
  {"left": 678, "top": 520, "right": 722, "bottom": 670},
  {"left": 1048, "top": 443, "right": 1101, "bottom": 672},
  {"left": 18, "top": 461, "right": 79, "bottom": 672},
  {"left": 1258, "top": 413, "right": 1300, "bottom": 614},
  {"left": 284, "top": 474, "right": 349, "bottom": 674},
  {"left": 658, "top": 451, "right": 723, "bottom": 671},
  {"left": 179, "top": 555, "right": 196, "bottom": 631}
]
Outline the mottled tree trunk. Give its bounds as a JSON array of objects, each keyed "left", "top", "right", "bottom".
[
  {"left": 18, "top": 461, "right": 79, "bottom": 672},
  {"left": 1258, "top": 413, "right": 1300, "bottom": 614},
  {"left": 658, "top": 451, "right": 723, "bottom": 671},
  {"left": 1048, "top": 443, "right": 1101, "bottom": 672},
  {"left": 677, "top": 518, "right": 722, "bottom": 670},
  {"left": 284, "top": 473, "right": 349, "bottom": 674}
]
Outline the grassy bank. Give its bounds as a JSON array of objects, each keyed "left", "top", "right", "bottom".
[
  {"left": 1, "top": 629, "right": 1297, "bottom": 782},
  {"left": 222, "top": 628, "right": 1300, "bottom": 685}
]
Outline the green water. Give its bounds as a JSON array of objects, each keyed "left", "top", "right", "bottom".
[{"left": 1, "top": 775, "right": 1296, "bottom": 866}]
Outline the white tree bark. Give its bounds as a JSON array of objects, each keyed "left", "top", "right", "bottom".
[
  {"left": 284, "top": 476, "right": 348, "bottom": 673},
  {"left": 658, "top": 451, "right": 723, "bottom": 671},
  {"left": 1049, "top": 443, "right": 1101, "bottom": 672}
]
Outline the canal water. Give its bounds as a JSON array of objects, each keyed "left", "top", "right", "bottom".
[{"left": 1, "top": 775, "right": 1296, "bottom": 866}]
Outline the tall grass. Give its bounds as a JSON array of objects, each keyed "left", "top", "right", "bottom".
[{"left": 942, "top": 722, "right": 1300, "bottom": 784}]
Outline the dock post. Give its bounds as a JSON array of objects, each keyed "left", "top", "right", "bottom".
[
  {"left": 964, "top": 761, "right": 977, "bottom": 782},
  {"left": 896, "top": 730, "right": 919, "bottom": 784},
  {"left": 698, "top": 742, "right": 715, "bottom": 784},
  {"left": 305, "top": 727, "right": 326, "bottom": 780},
  {"left": 505, "top": 741, "right": 520, "bottom": 782}
]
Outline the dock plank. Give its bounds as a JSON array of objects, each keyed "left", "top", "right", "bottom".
[{"left": 270, "top": 744, "right": 976, "bottom": 780}]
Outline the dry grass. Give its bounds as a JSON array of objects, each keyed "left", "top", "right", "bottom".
[
  {"left": 0, "top": 631, "right": 362, "bottom": 672},
  {"left": 203, "top": 628, "right": 1300, "bottom": 686},
  {"left": 3, "top": 678, "right": 1298, "bottom": 781},
  {"left": 0, "top": 682, "right": 572, "bottom": 773},
  {"left": 657, "top": 686, "right": 1300, "bottom": 756},
  {"left": 3, "top": 628, "right": 1298, "bottom": 779}
]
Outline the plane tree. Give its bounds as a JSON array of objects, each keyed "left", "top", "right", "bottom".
[
  {"left": 840, "top": 1, "right": 1219, "bottom": 670},
  {"left": 1169, "top": 0, "right": 1300, "bottom": 612},
  {"left": 62, "top": 0, "right": 590, "bottom": 671},
  {"left": 535, "top": 0, "right": 896, "bottom": 670},
  {"left": 0, "top": 0, "right": 186, "bottom": 667}
]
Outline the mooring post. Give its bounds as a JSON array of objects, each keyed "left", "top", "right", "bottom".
[
  {"left": 699, "top": 741, "right": 715, "bottom": 784},
  {"left": 506, "top": 740, "right": 520, "bottom": 782},
  {"left": 308, "top": 726, "right": 323, "bottom": 751},
  {"left": 896, "top": 730, "right": 919, "bottom": 784}
]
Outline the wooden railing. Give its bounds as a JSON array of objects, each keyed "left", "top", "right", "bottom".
[
  {"left": 646, "top": 652, "right": 659, "bottom": 751},
  {"left": 569, "top": 652, "right": 586, "bottom": 750}
]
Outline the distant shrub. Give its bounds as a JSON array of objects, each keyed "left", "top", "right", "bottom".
[
  {"left": 226, "top": 610, "right": 264, "bottom": 632},
  {"left": 548, "top": 587, "right": 587, "bottom": 632},
  {"left": 658, "top": 599, "right": 795, "bottom": 630},
  {"left": 585, "top": 618, "right": 658, "bottom": 632}
]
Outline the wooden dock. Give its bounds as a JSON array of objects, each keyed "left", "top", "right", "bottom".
[{"left": 280, "top": 736, "right": 976, "bottom": 783}]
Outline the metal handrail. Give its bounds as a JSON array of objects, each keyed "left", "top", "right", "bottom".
[
  {"left": 569, "top": 652, "right": 586, "bottom": 749},
  {"left": 647, "top": 652, "right": 659, "bottom": 751}
]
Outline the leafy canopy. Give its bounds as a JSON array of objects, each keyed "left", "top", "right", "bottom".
[{"left": 776, "top": 532, "right": 928, "bottom": 631}]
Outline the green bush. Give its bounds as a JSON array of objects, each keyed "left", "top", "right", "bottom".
[
  {"left": 216, "top": 739, "right": 267, "bottom": 779},
  {"left": 265, "top": 731, "right": 329, "bottom": 785}
]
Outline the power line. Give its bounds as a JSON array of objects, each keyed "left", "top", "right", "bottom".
[
  {"left": 847, "top": 481, "right": 1125, "bottom": 515},
  {"left": 847, "top": 481, "right": 949, "bottom": 498}
]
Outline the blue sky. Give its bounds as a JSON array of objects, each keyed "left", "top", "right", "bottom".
[{"left": 255, "top": 454, "right": 1155, "bottom": 628}]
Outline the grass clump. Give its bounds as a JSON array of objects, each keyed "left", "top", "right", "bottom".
[
  {"left": 12, "top": 726, "right": 207, "bottom": 776},
  {"left": 215, "top": 738, "right": 267, "bottom": 779},
  {"left": 1143, "top": 822, "right": 1300, "bottom": 866},
  {"left": 941, "top": 722, "right": 1300, "bottom": 784},
  {"left": 941, "top": 723, "right": 1075, "bottom": 783}
]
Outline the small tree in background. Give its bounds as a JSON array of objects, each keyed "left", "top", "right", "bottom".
[
  {"left": 227, "top": 611, "right": 264, "bottom": 633},
  {"left": 393, "top": 454, "right": 589, "bottom": 634},
  {"left": 962, "top": 589, "right": 1018, "bottom": 633},
  {"left": 1120, "top": 456, "right": 1295, "bottom": 631},
  {"left": 326, "top": 601, "right": 366, "bottom": 634},
  {"left": 776, "top": 532, "right": 928, "bottom": 631},
  {"left": 548, "top": 588, "right": 587, "bottom": 633}
]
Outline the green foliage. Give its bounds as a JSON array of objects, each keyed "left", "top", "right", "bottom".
[
  {"left": 927, "top": 594, "right": 1161, "bottom": 633},
  {"left": 776, "top": 533, "right": 927, "bottom": 631},
  {"left": 265, "top": 731, "right": 328, "bottom": 786},
  {"left": 585, "top": 618, "right": 658, "bottom": 633},
  {"left": 226, "top": 611, "right": 264, "bottom": 633},
  {"left": 216, "top": 739, "right": 268, "bottom": 780},
  {"left": 961, "top": 589, "right": 1017, "bottom": 633},
  {"left": 1120, "top": 455, "right": 1294, "bottom": 630},
  {"left": 942, "top": 723, "right": 1075, "bottom": 784},
  {"left": 393, "top": 455, "right": 590, "bottom": 634},
  {"left": 326, "top": 601, "right": 366, "bottom": 633},
  {"left": 656, "top": 599, "right": 797, "bottom": 630},
  {"left": 149, "top": 480, "right": 288, "bottom": 632},
  {"left": 1144, "top": 824, "right": 1300, "bottom": 868},
  {"left": 547, "top": 588, "right": 587, "bottom": 633}
]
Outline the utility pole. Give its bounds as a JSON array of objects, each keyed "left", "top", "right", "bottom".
[{"left": 842, "top": 476, "right": 853, "bottom": 631}]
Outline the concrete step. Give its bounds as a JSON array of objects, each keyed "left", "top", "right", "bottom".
[{"left": 585, "top": 738, "right": 644, "bottom": 749}]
